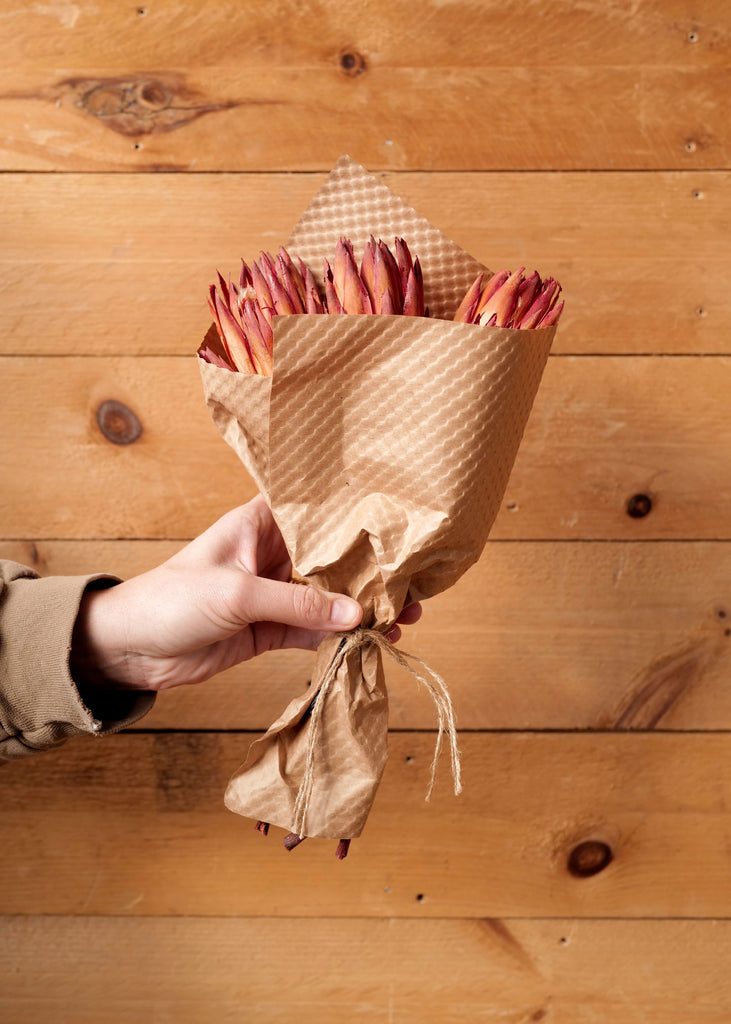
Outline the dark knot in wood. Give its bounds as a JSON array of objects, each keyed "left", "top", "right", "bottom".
[
  {"left": 567, "top": 840, "right": 613, "bottom": 878},
  {"left": 137, "top": 81, "right": 172, "bottom": 109},
  {"left": 96, "top": 400, "right": 143, "bottom": 445},
  {"left": 81, "top": 79, "right": 172, "bottom": 121},
  {"left": 340, "top": 50, "right": 367, "bottom": 76},
  {"left": 626, "top": 493, "right": 653, "bottom": 518},
  {"left": 61, "top": 73, "right": 239, "bottom": 137}
]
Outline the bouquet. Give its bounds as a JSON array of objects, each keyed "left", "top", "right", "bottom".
[{"left": 198, "top": 156, "right": 562, "bottom": 856}]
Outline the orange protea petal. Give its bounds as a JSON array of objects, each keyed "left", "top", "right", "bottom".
[
  {"left": 474, "top": 269, "right": 510, "bottom": 316},
  {"left": 377, "top": 240, "right": 404, "bottom": 311},
  {"left": 250, "top": 261, "right": 275, "bottom": 325},
  {"left": 360, "top": 236, "right": 377, "bottom": 308},
  {"left": 324, "top": 260, "right": 343, "bottom": 314},
  {"left": 211, "top": 289, "right": 256, "bottom": 373},
  {"left": 477, "top": 267, "right": 525, "bottom": 328},
  {"left": 540, "top": 298, "right": 564, "bottom": 328},
  {"left": 453, "top": 273, "right": 484, "bottom": 323},
  {"left": 303, "top": 264, "right": 325, "bottom": 314},
  {"left": 403, "top": 258, "right": 425, "bottom": 316},
  {"left": 510, "top": 271, "right": 541, "bottom": 327},
  {"left": 394, "top": 236, "right": 413, "bottom": 295},
  {"left": 276, "top": 250, "right": 306, "bottom": 313}
]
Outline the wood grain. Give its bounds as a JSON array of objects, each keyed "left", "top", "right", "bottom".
[
  {"left": 2, "top": 0, "right": 727, "bottom": 68},
  {"left": 2, "top": 732, "right": 731, "bottom": 918},
  {"left": 2, "top": 916, "right": 730, "bottom": 1023},
  {"left": 1, "top": 171, "right": 728, "bottom": 356},
  {"left": 1, "top": 0, "right": 728, "bottom": 171},
  {"left": 3, "top": 67, "right": 726, "bottom": 172},
  {"left": 1, "top": 355, "right": 729, "bottom": 541},
  {"left": 2, "top": 0, "right": 729, "bottom": 1015},
  {"left": 0, "top": 538, "right": 728, "bottom": 731}
]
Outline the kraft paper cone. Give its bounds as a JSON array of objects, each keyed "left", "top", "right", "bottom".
[{"left": 199, "top": 156, "right": 555, "bottom": 842}]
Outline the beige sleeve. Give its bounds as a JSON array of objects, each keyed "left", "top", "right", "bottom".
[{"left": 0, "top": 560, "right": 155, "bottom": 760}]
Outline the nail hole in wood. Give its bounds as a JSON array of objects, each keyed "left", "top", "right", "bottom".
[
  {"left": 717, "top": 609, "right": 728, "bottom": 620},
  {"left": 688, "top": 31, "right": 699, "bottom": 42},
  {"left": 340, "top": 50, "right": 367, "bottom": 76},
  {"left": 96, "top": 400, "right": 143, "bottom": 445},
  {"left": 626, "top": 493, "right": 652, "bottom": 519},
  {"left": 567, "top": 840, "right": 613, "bottom": 878},
  {"left": 685, "top": 140, "right": 697, "bottom": 153},
  {"left": 415, "top": 893, "right": 425, "bottom": 902},
  {"left": 692, "top": 189, "right": 703, "bottom": 199}
]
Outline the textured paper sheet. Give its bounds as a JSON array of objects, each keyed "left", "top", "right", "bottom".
[{"left": 199, "top": 156, "right": 555, "bottom": 841}]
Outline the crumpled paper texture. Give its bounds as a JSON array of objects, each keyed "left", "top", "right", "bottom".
[{"left": 199, "top": 156, "right": 555, "bottom": 840}]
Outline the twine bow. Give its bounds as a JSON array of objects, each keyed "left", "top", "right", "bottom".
[{"left": 291, "top": 627, "right": 462, "bottom": 838}]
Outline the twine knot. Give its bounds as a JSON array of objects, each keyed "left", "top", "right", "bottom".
[{"left": 291, "top": 626, "right": 462, "bottom": 838}]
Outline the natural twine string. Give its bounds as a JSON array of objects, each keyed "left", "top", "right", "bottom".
[{"left": 291, "top": 627, "right": 462, "bottom": 838}]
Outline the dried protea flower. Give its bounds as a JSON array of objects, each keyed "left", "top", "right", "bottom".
[
  {"left": 206, "top": 238, "right": 428, "bottom": 376},
  {"left": 207, "top": 247, "right": 324, "bottom": 374},
  {"left": 325, "top": 236, "right": 425, "bottom": 316},
  {"left": 454, "top": 268, "right": 564, "bottom": 329}
]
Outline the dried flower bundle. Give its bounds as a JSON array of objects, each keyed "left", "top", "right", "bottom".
[
  {"left": 198, "top": 156, "right": 565, "bottom": 859},
  {"left": 203, "top": 237, "right": 427, "bottom": 376},
  {"left": 204, "top": 243, "right": 563, "bottom": 380}
]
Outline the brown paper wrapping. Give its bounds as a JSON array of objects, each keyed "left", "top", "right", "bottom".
[{"left": 199, "top": 156, "right": 555, "bottom": 840}]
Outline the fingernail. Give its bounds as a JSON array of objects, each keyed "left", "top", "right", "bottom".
[{"left": 330, "top": 598, "right": 361, "bottom": 627}]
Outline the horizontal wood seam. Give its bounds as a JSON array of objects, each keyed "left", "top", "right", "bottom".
[
  {"left": 3, "top": 913, "right": 731, "bottom": 923},
  {"left": 124, "top": 727, "right": 731, "bottom": 735}
]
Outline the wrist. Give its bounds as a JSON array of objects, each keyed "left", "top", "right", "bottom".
[{"left": 70, "top": 580, "right": 130, "bottom": 690}]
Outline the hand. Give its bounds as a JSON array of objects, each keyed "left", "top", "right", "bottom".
[{"left": 71, "top": 495, "right": 421, "bottom": 692}]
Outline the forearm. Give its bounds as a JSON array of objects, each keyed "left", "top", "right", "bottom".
[{"left": 0, "top": 563, "right": 155, "bottom": 760}]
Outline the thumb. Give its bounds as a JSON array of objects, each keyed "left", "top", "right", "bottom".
[{"left": 242, "top": 576, "right": 362, "bottom": 633}]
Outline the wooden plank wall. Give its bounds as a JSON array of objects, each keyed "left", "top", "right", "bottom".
[{"left": 1, "top": 1, "right": 730, "bottom": 1019}]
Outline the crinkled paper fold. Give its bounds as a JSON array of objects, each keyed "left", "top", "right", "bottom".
[{"left": 199, "top": 156, "right": 555, "bottom": 840}]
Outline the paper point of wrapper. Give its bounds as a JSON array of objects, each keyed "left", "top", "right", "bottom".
[{"left": 285, "top": 155, "right": 489, "bottom": 321}]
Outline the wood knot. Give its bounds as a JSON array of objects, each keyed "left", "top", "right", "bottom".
[
  {"left": 61, "top": 73, "right": 238, "bottom": 137},
  {"left": 82, "top": 83, "right": 129, "bottom": 118},
  {"left": 136, "top": 80, "right": 173, "bottom": 110},
  {"left": 340, "top": 50, "right": 367, "bottom": 76},
  {"left": 626, "top": 493, "right": 652, "bottom": 518},
  {"left": 567, "top": 840, "right": 613, "bottom": 878},
  {"left": 96, "top": 400, "right": 143, "bottom": 445},
  {"left": 81, "top": 78, "right": 171, "bottom": 119}
]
